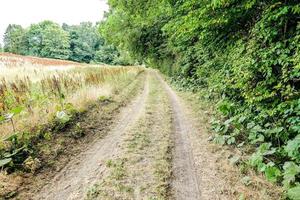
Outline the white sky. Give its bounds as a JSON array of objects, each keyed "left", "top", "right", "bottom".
[{"left": 0, "top": 0, "right": 109, "bottom": 44}]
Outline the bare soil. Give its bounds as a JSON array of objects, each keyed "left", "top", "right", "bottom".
[{"left": 156, "top": 73, "right": 202, "bottom": 199}]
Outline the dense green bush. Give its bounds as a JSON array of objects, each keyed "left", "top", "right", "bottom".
[{"left": 102, "top": 0, "right": 300, "bottom": 196}]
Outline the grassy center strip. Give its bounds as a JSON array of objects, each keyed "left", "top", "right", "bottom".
[{"left": 86, "top": 72, "right": 173, "bottom": 200}]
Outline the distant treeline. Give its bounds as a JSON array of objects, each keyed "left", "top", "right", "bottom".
[{"left": 2, "top": 21, "right": 131, "bottom": 65}]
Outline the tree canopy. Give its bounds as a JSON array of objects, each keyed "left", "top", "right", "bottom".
[
  {"left": 23, "top": 21, "right": 70, "bottom": 59},
  {"left": 3, "top": 20, "right": 124, "bottom": 64},
  {"left": 63, "top": 22, "right": 102, "bottom": 63},
  {"left": 3, "top": 24, "right": 25, "bottom": 54}
]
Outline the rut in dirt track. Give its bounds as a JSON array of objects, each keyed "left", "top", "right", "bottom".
[
  {"left": 34, "top": 75, "right": 149, "bottom": 200},
  {"left": 156, "top": 73, "right": 202, "bottom": 200}
]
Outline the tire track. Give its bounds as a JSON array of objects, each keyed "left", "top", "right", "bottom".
[{"left": 155, "top": 72, "right": 202, "bottom": 200}]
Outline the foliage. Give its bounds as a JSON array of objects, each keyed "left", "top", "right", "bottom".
[
  {"left": 288, "top": 185, "right": 300, "bottom": 200},
  {"left": 6, "top": 21, "right": 70, "bottom": 60},
  {"left": 28, "top": 21, "right": 70, "bottom": 59},
  {"left": 3, "top": 21, "right": 125, "bottom": 65},
  {"left": 94, "top": 45, "right": 120, "bottom": 65},
  {"left": 102, "top": 0, "right": 300, "bottom": 195},
  {"left": 63, "top": 22, "right": 104, "bottom": 63},
  {"left": 3, "top": 24, "right": 26, "bottom": 54}
]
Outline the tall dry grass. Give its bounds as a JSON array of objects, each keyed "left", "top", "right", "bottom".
[{"left": 0, "top": 55, "right": 143, "bottom": 140}]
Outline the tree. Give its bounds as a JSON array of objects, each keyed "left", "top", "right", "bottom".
[
  {"left": 63, "top": 22, "right": 104, "bottom": 63},
  {"left": 23, "top": 23, "right": 43, "bottom": 56},
  {"left": 39, "top": 21, "right": 70, "bottom": 59},
  {"left": 94, "top": 45, "right": 119, "bottom": 64},
  {"left": 24, "top": 21, "right": 70, "bottom": 59},
  {"left": 3, "top": 24, "right": 26, "bottom": 54},
  {"left": 100, "top": 0, "right": 172, "bottom": 71}
]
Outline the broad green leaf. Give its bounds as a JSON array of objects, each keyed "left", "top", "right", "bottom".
[
  {"left": 3, "top": 146, "right": 25, "bottom": 158},
  {"left": 265, "top": 166, "right": 281, "bottom": 183},
  {"left": 227, "top": 137, "right": 236, "bottom": 145},
  {"left": 249, "top": 152, "right": 263, "bottom": 168},
  {"left": 250, "top": 134, "right": 265, "bottom": 144},
  {"left": 0, "top": 116, "right": 5, "bottom": 122},
  {"left": 213, "top": 134, "right": 226, "bottom": 145},
  {"left": 257, "top": 143, "right": 276, "bottom": 155},
  {"left": 283, "top": 162, "right": 300, "bottom": 188},
  {"left": 0, "top": 158, "right": 12, "bottom": 167},
  {"left": 291, "top": 125, "right": 300, "bottom": 133},
  {"left": 269, "top": 127, "right": 284, "bottom": 134},
  {"left": 287, "top": 185, "right": 300, "bottom": 200},
  {"left": 285, "top": 135, "right": 300, "bottom": 161},
  {"left": 252, "top": 125, "right": 264, "bottom": 133},
  {"left": 56, "top": 111, "right": 70, "bottom": 124},
  {"left": 3, "top": 133, "right": 18, "bottom": 142},
  {"left": 238, "top": 116, "right": 246, "bottom": 123},
  {"left": 10, "top": 106, "right": 24, "bottom": 115}
]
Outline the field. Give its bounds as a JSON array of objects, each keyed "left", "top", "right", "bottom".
[
  {"left": 0, "top": 53, "right": 143, "bottom": 169},
  {"left": 0, "top": 53, "right": 81, "bottom": 67}
]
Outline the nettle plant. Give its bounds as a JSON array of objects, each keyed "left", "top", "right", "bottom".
[{"left": 212, "top": 96, "right": 300, "bottom": 195}]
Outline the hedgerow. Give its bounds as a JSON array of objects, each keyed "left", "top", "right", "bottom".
[{"left": 102, "top": 0, "right": 300, "bottom": 197}]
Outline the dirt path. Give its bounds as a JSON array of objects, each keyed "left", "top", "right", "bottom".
[
  {"left": 155, "top": 73, "right": 202, "bottom": 200},
  {"left": 33, "top": 71, "right": 212, "bottom": 200},
  {"left": 85, "top": 71, "right": 204, "bottom": 199},
  {"left": 33, "top": 74, "right": 149, "bottom": 200},
  {"left": 86, "top": 72, "right": 173, "bottom": 200}
]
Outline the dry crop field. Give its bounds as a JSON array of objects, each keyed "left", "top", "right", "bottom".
[
  {"left": 0, "top": 53, "right": 81, "bottom": 68},
  {"left": 0, "top": 53, "right": 142, "bottom": 170}
]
